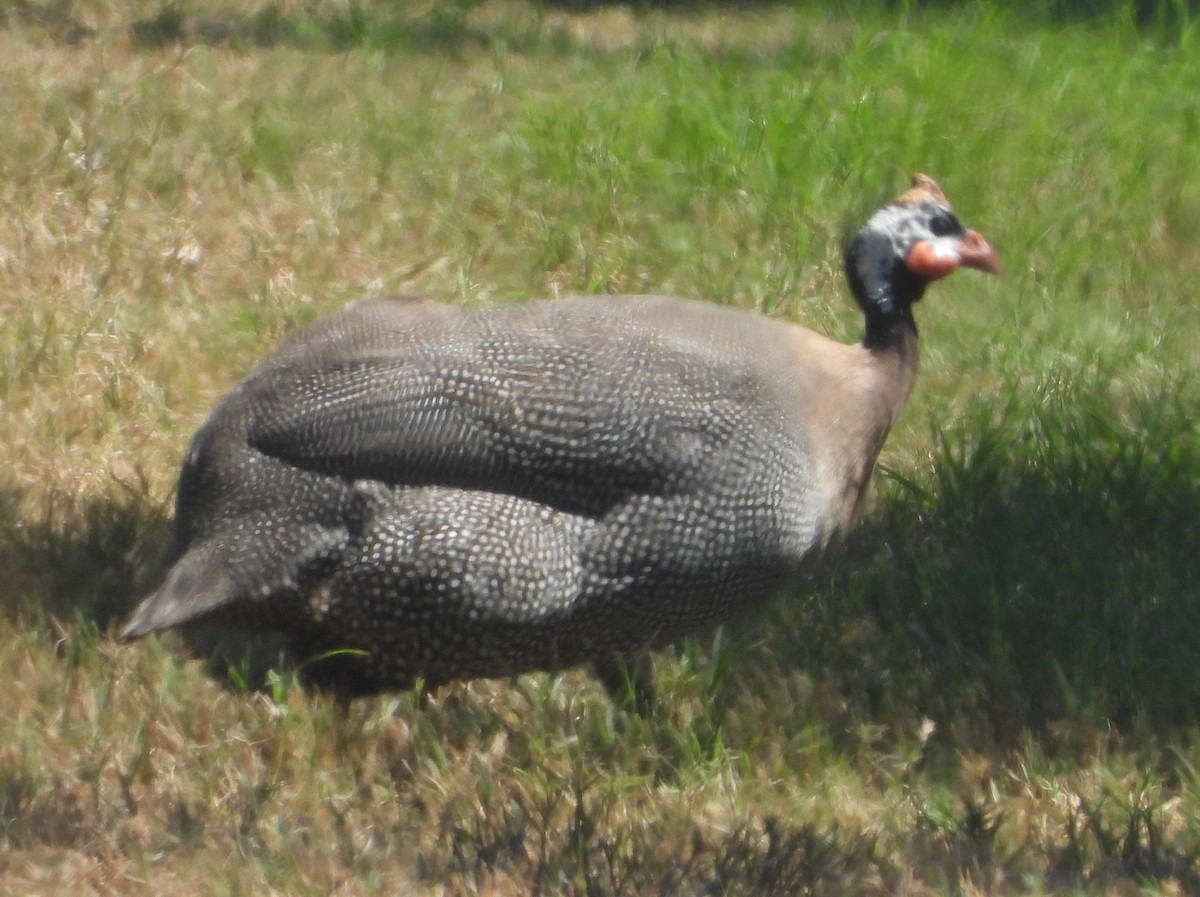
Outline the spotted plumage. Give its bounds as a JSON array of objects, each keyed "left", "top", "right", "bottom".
[{"left": 121, "top": 175, "right": 999, "bottom": 703}]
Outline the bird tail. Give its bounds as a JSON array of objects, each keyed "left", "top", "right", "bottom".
[
  {"left": 119, "top": 521, "right": 351, "bottom": 642},
  {"left": 120, "top": 541, "right": 239, "bottom": 641}
]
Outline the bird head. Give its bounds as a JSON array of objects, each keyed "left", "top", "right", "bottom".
[{"left": 844, "top": 174, "right": 1001, "bottom": 321}]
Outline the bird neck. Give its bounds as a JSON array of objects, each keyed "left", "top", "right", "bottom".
[
  {"left": 862, "top": 304, "right": 918, "bottom": 354},
  {"left": 845, "top": 235, "right": 926, "bottom": 353},
  {"left": 860, "top": 307, "right": 921, "bottom": 427}
]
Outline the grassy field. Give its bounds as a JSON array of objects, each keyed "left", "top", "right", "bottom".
[{"left": 1, "top": 0, "right": 1198, "bottom": 893}]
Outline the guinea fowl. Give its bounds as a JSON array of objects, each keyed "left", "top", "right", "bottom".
[{"left": 120, "top": 174, "right": 999, "bottom": 704}]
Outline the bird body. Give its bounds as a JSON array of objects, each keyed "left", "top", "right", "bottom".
[{"left": 122, "top": 176, "right": 998, "bottom": 700}]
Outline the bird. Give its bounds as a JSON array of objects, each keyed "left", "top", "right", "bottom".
[{"left": 120, "top": 174, "right": 999, "bottom": 706}]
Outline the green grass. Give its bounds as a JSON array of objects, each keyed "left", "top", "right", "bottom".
[{"left": 1, "top": 0, "right": 1199, "bottom": 893}]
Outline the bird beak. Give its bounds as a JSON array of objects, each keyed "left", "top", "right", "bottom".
[
  {"left": 956, "top": 229, "right": 1002, "bottom": 274},
  {"left": 907, "top": 229, "right": 1002, "bottom": 280}
]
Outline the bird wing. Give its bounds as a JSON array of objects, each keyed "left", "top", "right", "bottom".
[{"left": 242, "top": 298, "right": 773, "bottom": 516}]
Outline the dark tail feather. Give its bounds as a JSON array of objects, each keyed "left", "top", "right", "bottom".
[
  {"left": 120, "top": 543, "right": 238, "bottom": 641},
  {"left": 120, "top": 521, "right": 353, "bottom": 642}
]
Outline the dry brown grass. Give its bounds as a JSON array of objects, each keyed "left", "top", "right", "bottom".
[{"left": 4, "top": 622, "right": 1199, "bottom": 896}]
